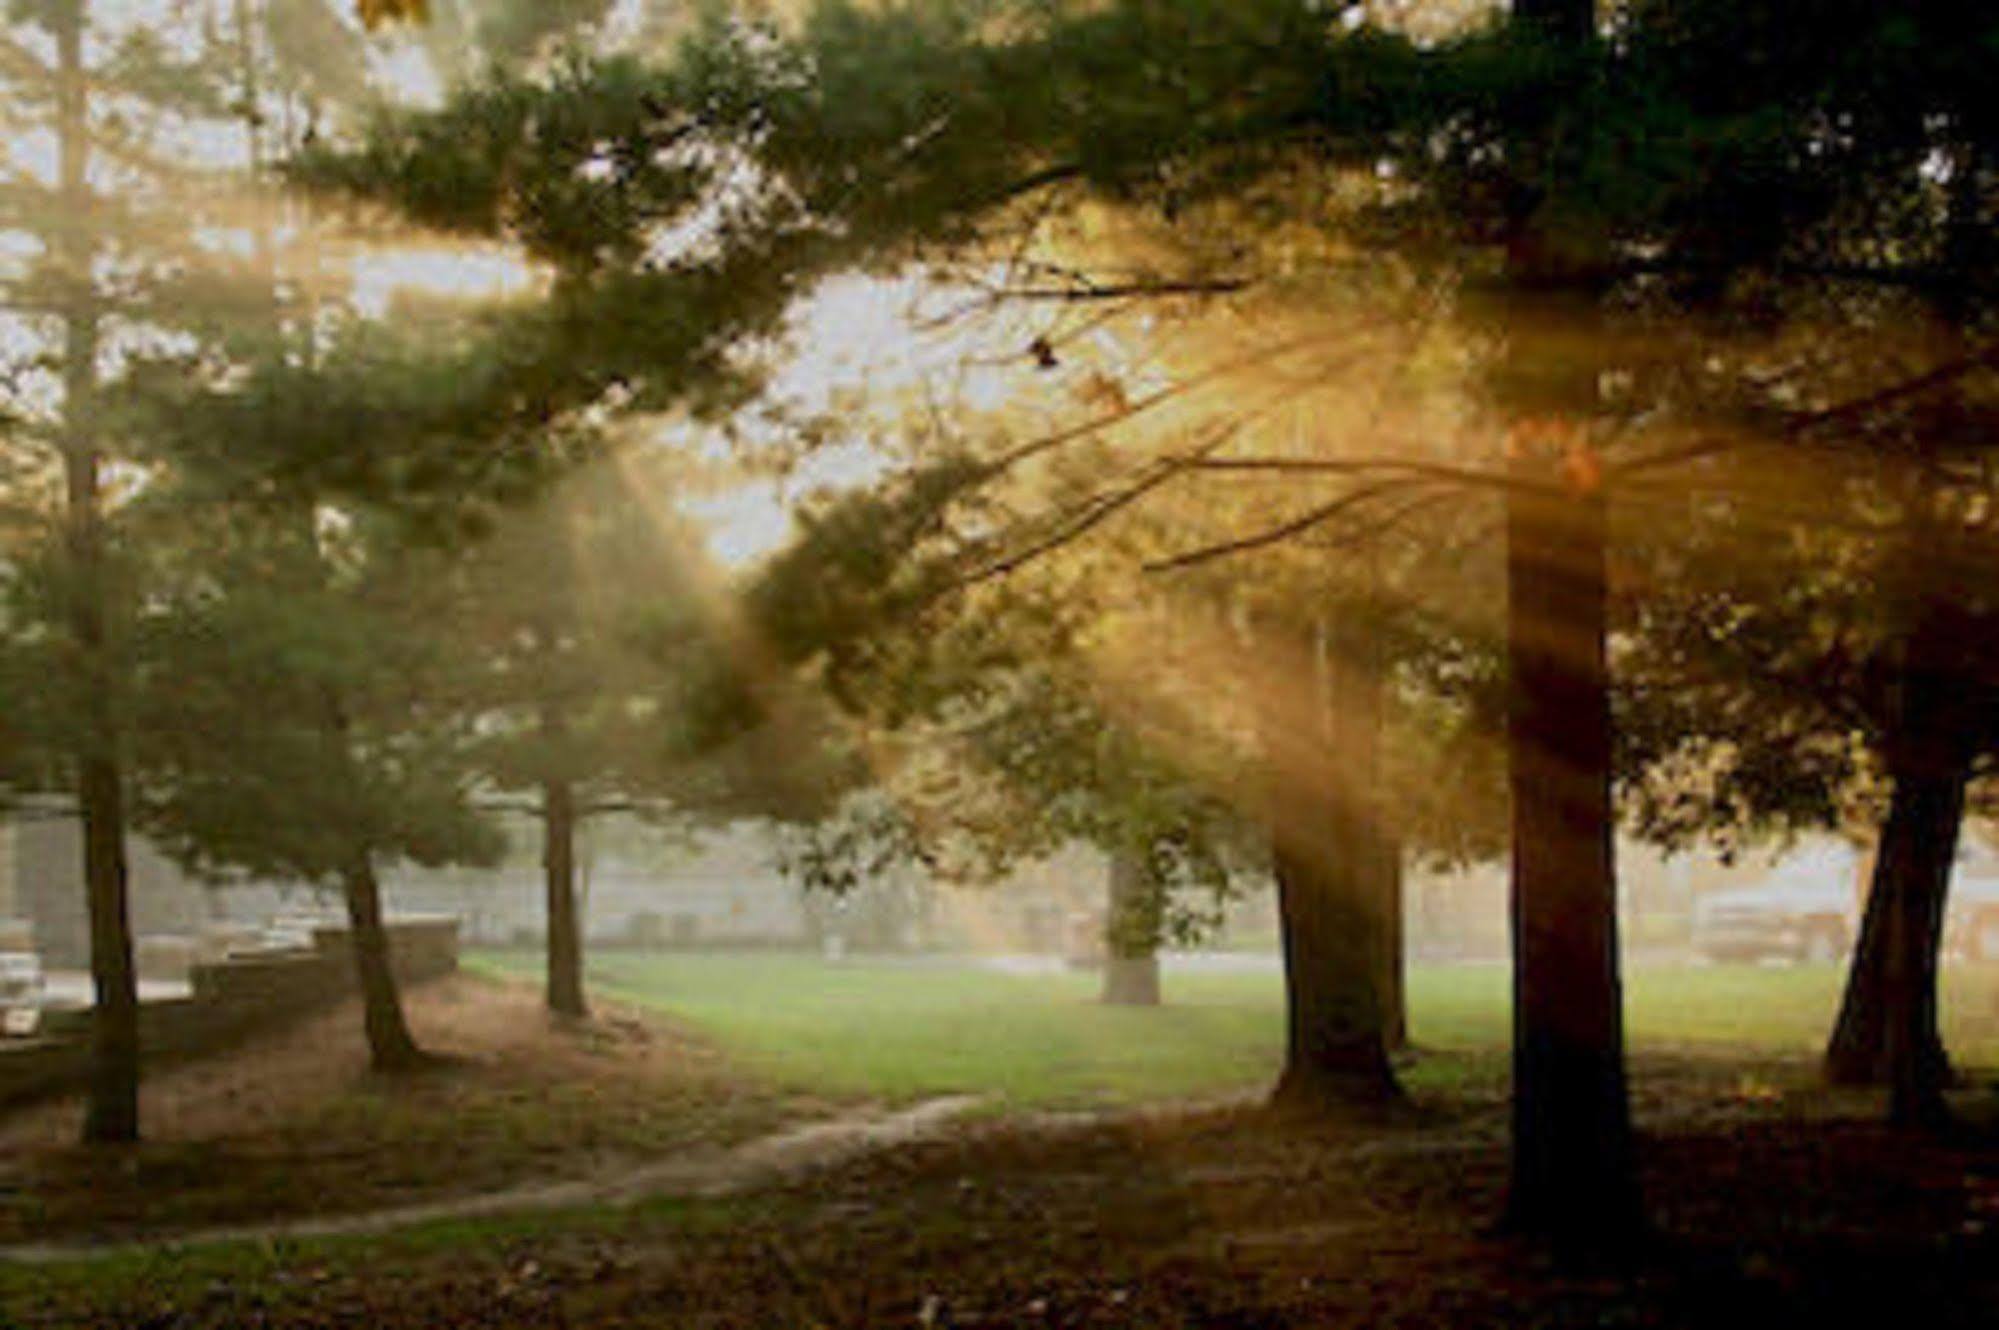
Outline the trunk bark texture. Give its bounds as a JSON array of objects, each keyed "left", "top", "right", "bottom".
[
  {"left": 543, "top": 777, "right": 588, "bottom": 1019},
  {"left": 341, "top": 853, "right": 426, "bottom": 1072}
]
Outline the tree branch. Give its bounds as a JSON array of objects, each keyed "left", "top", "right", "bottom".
[{"left": 1145, "top": 477, "right": 1438, "bottom": 573}]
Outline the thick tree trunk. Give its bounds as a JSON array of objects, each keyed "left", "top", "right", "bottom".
[
  {"left": 1263, "top": 615, "right": 1400, "bottom": 1109},
  {"left": 340, "top": 853, "right": 426, "bottom": 1072},
  {"left": 543, "top": 777, "right": 588, "bottom": 1019},
  {"left": 1271, "top": 841, "right": 1399, "bottom": 1108},
  {"left": 1101, "top": 846, "right": 1161, "bottom": 1007},
  {"left": 1493, "top": 0, "right": 1639, "bottom": 1253},
  {"left": 1502, "top": 471, "right": 1639, "bottom": 1246},
  {"left": 1826, "top": 827, "right": 1955, "bottom": 1092},
  {"left": 1826, "top": 608, "right": 1973, "bottom": 1124},
  {"left": 55, "top": 0, "right": 141, "bottom": 1147}
]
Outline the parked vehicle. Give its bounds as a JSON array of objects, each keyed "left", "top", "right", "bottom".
[
  {"left": 1, "top": 952, "right": 44, "bottom": 1036},
  {"left": 1693, "top": 843, "right": 1859, "bottom": 964},
  {"left": 1946, "top": 851, "right": 1999, "bottom": 964},
  {"left": 1697, "top": 837, "right": 1999, "bottom": 966}
]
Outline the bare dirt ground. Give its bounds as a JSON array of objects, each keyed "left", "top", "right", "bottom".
[{"left": 0, "top": 974, "right": 822, "bottom": 1245}]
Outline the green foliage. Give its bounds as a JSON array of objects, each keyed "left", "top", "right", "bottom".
[
  {"left": 293, "top": 0, "right": 1999, "bottom": 881},
  {"left": 128, "top": 516, "right": 503, "bottom": 884}
]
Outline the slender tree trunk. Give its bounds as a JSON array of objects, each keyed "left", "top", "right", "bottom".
[
  {"left": 341, "top": 852, "right": 426, "bottom": 1072},
  {"left": 1379, "top": 826, "right": 1408, "bottom": 1054},
  {"left": 53, "top": 0, "right": 141, "bottom": 1146},
  {"left": 79, "top": 757, "right": 138, "bottom": 1143},
  {"left": 543, "top": 777, "right": 588, "bottom": 1019},
  {"left": 1263, "top": 615, "right": 1400, "bottom": 1109},
  {"left": 1502, "top": 466, "right": 1639, "bottom": 1245},
  {"left": 1101, "top": 845, "right": 1161, "bottom": 1006}
]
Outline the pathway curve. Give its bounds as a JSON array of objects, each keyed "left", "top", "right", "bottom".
[{"left": 0, "top": 1094, "right": 984, "bottom": 1264}]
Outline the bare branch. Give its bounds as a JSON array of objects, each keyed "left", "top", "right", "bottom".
[
  {"left": 986, "top": 325, "right": 1384, "bottom": 475},
  {"left": 1187, "top": 454, "right": 1540, "bottom": 495},
  {"left": 957, "top": 425, "right": 1243, "bottom": 589},
  {"left": 1611, "top": 342, "right": 1999, "bottom": 481},
  {"left": 1145, "top": 477, "right": 1438, "bottom": 573}
]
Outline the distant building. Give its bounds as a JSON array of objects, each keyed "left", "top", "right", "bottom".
[
  {"left": 2, "top": 811, "right": 1278, "bottom": 964},
  {"left": 6, "top": 814, "right": 299, "bottom": 966}
]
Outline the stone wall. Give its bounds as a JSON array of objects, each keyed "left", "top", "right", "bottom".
[{"left": 0, "top": 916, "right": 458, "bottom": 1112}]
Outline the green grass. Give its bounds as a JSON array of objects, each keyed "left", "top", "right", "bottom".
[
  {"left": 469, "top": 951, "right": 1999, "bottom": 1109},
  {"left": 0, "top": 1194, "right": 750, "bottom": 1314}
]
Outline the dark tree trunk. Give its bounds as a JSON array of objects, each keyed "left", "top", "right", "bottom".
[
  {"left": 1379, "top": 827, "right": 1408, "bottom": 1054},
  {"left": 1271, "top": 841, "right": 1399, "bottom": 1108},
  {"left": 1826, "top": 827, "right": 1955, "bottom": 1093},
  {"left": 1101, "top": 846, "right": 1161, "bottom": 1007},
  {"left": 543, "top": 777, "right": 589, "bottom": 1019},
  {"left": 341, "top": 853, "right": 426, "bottom": 1072},
  {"left": 1494, "top": 0, "right": 1638, "bottom": 1254},
  {"left": 1826, "top": 608, "right": 1973, "bottom": 1124},
  {"left": 1502, "top": 471, "right": 1640, "bottom": 1246},
  {"left": 54, "top": 0, "right": 140, "bottom": 1147},
  {"left": 80, "top": 757, "right": 139, "bottom": 1144},
  {"left": 1264, "top": 615, "right": 1400, "bottom": 1109}
]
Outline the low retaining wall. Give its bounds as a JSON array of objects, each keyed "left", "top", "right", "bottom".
[{"left": 0, "top": 916, "right": 459, "bottom": 1112}]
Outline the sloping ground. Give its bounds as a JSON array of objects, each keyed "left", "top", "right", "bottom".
[
  {"left": 0, "top": 1093, "right": 985, "bottom": 1259},
  {"left": 0, "top": 974, "right": 821, "bottom": 1245},
  {"left": 5, "top": 1058, "right": 1997, "bottom": 1327}
]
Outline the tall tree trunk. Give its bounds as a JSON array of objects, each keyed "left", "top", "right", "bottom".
[
  {"left": 1828, "top": 162, "right": 1987, "bottom": 1110},
  {"left": 1826, "top": 604, "right": 1972, "bottom": 1123},
  {"left": 1497, "top": 0, "right": 1638, "bottom": 1254},
  {"left": 543, "top": 776, "right": 588, "bottom": 1019},
  {"left": 1379, "top": 826, "right": 1408, "bottom": 1054},
  {"left": 1101, "top": 845, "right": 1161, "bottom": 1007},
  {"left": 79, "top": 757, "right": 138, "bottom": 1143},
  {"left": 55, "top": 0, "right": 141, "bottom": 1146},
  {"left": 1266, "top": 614, "right": 1400, "bottom": 1108},
  {"left": 1502, "top": 465, "right": 1639, "bottom": 1244},
  {"left": 341, "top": 852, "right": 426, "bottom": 1072}
]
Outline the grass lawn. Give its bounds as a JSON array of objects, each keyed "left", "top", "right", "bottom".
[
  {"left": 11, "top": 955, "right": 1999, "bottom": 1328},
  {"left": 470, "top": 950, "right": 1999, "bottom": 1109}
]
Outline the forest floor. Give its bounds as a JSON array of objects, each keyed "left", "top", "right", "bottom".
[
  {"left": 3, "top": 961, "right": 1999, "bottom": 1326},
  {"left": 0, "top": 973, "right": 827, "bottom": 1246},
  {"left": 4, "top": 1056, "right": 1997, "bottom": 1328}
]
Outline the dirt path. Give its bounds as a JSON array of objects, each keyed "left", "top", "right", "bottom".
[{"left": 0, "top": 1094, "right": 985, "bottom": 1264}]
